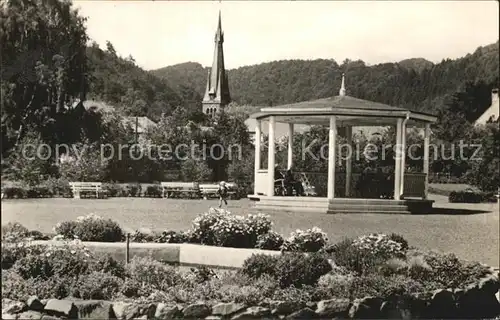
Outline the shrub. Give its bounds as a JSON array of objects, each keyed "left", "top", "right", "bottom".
[
  {"left": 27, "top": 186, "right": 53, "bottom": 198},
  {"left": 26, "top": 230, "right": 51, "bottom": 240},
  {"left": 388, "top": 233, "right": 409, "bottom": 251},
  {"left": 39, "top": 177, "right": 72, "bottom": 197},
  {"left": 406, "top": 255, "right": 433, "bottom": 282},
  {"left": 12, "top": 252, "right": 55, "bottom": 279},
  {"left": 1, "top": 242, "right": 45, "bottom": 270},
  {"left": 72, "top": 271, "right": 124, "bottom": 300},
  {"left": 129, "top": 229, "right": 157, "bottom": 243},
  {"left": 189, "top": 266, "right": 217, "bottom": 283},
  {"left": 352, "top": 233, "right": 406, "bottom": 260},
  {"left": 378, "top": 258, "right": 409, "bottom": 277},
  {"left": 1, "top": 271, "right": 74, "bottom": 301},
  {"left": 275, "top": 252, "right": 332, "bottom": 288},
  {"left": 418, "top": 251, "right": 491, "bottom": 288},
  {"left": 103, "top": 183, "right": 122, "bottom": 197},
  {"left": 255, "top": 231, "right": 285, "bottom": 250},
  {"left": 245, "top": 213, "right": 273, "bottom": 237},
  {"left": 2, "top": 222, "right": 29, "bottom": 240},
  {"left": 323, "top": 238, "right": 385, "bottom": 275},
  {"left": 281, "top": 227, "right": 328, "bottom": 252},
  {"left": 145, "top": 185, "right": 162, "bottom": 198},
  {"left": 191, "top": 208, "right": 229, "bottom": 245},
  {"left": 190, "top": 208, "right": 272, "bottom": 248},
  {"left": 448, "top": 191, "right": 482, "bottom": 203},
  {"left": 241, "top": 254, "right": 279, "bottom": 279},
  {"left": 12, "top": 240, "right": 92, "bottom": 279},
  {"left": 125, "top": 256, "right": 183, "bottom": 291},
  {"left": 54, "top": 214, "right": 123, "bottom": 242},
  {"left": 348, "top": 274, "right": 424, "bottom": 300},
  {"left": 90, "top": 254, "right": 126, "bottom": 278},
  {"left": 2, "top": 187, "right": 27, "bottom": 199},
  {"left": 120, "top": 278, "right": 155, "bottom": 298},
  {"left": 211, "top": 214, "right": 256, "bottom": 248},
  {"left": 155, "top": 230, "right": 189, "bottom": 243},
  {"left": 127, "top": 184, "right": 142, "bottom": 197}
]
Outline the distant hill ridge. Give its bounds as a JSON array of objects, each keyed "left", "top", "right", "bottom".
[{"left": 151, "top": 41, "right": 499, "bottom": 116}]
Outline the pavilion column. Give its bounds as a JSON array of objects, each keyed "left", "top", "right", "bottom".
[
  {"left": 254, "top": 120, "right": 261, "bottom": 195},
  {"left": 327, "top": 116, "right": 337, "bottom": 200},
  {"left": 287, "top": 123, "right": 294, "bottom": 169},
  {"left": 345, "top": 126, "right": 353, "bottom": 197},
  {"left": 423, "top": 123, "right": 431, "bottom": 200},
  {"left": 267, "top": 116, "right": 276, "bottom": 197},
  {"left": 394, "top": 119, "right": 403, "bottom": 200},
  {"left": 399, "top": 119, "right": 408, "bottom": 199}
]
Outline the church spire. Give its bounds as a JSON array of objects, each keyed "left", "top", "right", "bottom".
[
  {"left": 202, "top": 10, "right": 231, "bottom": 117},
  {"left": 339, "top": 73, "right": 346, "bottom": 96}
]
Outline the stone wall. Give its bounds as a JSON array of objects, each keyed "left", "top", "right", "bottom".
[{"left": 3, "top": 271, "right": 499, "bottom": 319}]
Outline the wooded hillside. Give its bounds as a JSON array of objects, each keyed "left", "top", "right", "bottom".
[{"left": 152, "top": 42, "right": 499, "bottom": 116}]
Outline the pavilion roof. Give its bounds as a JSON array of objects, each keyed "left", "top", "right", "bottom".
[{"left": 250, "top": 95, "right": 437, "bottom": 124}]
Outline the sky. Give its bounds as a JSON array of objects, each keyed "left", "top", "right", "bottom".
[{"left": 74, "top": 1, "right": 499, "bottom": 71}]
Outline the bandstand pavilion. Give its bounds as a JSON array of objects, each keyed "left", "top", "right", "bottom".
[{"left": 248, "top": 75, "right": 438, "bottom": 214}]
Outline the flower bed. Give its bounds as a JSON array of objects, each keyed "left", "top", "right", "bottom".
[
  {"left": 1, "top": 246, "right": 499, "bottom": 319},
  {"left": 2, "top": 212, "right": 500, "bottom": 319}
]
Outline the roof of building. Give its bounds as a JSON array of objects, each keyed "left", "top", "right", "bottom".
[
  {"left": 474, "top": 89, "right": 499, "bottom": 125},
  {"left": 71, "top": 99, "right": 116, "bottom": 113}
]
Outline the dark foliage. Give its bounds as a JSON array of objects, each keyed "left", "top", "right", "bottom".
[
  {"left": 274, "top": 252, "right": 332, "bottom": 288},
  {"left": 449, "top": 190, "right": 484, "bottom": 203},
  {"left": 241, "top": 254, "right": 280, "bottom": 279}
]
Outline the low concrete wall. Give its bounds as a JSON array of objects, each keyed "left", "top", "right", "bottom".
[{"left": 29, "top": 240, "right": 281, "bottom": 269}]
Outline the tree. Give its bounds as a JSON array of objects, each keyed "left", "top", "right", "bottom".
[
  {"left": 106, "top": 41, "right": 117, "bottom": 56},
  {"left": 57, "top": 141, "right": 109, "bottom": 182},
  {"left": 466, "top": 121, "right": 499, "bottom": 192},
  {"left": 227, "top": 149, "right": 254, "bottom": 193},
  {"left": 2, "top": 129, "right": 58, "bottom": 186},
  {"left": 1, "top": 0, "right": 89, "bottom": 157},
  {"left": 180, "top": 158, "right": 211, "bottom": 182}
]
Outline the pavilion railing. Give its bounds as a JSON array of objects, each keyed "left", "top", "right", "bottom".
[
  {"left": 402, "top": 173, "right": 426, "bottom": 198},
  {"left": 255, "top": 170, "right": 426, "bottom": 199},
  {"left": 301, "top": 172, "right": 393, "bottom": 198}
]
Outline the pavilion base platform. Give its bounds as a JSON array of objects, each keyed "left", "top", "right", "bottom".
[{"left": 248, "top": 195, "right": 434, "bottom": 214}]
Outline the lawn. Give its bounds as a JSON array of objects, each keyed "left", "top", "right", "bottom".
[{"left": 1, "top": 195, "right": 498, "bottom": 267}]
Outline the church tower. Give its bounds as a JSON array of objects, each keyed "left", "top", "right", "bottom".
[{"left": 202, "top": 11, "right": 231, "bottom": 118}]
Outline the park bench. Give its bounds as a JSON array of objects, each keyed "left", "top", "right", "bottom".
[
  {"left": 69, "top": 182, "right": 107, "bottom": 199},
  {"left": 160, "top": 182, "right": 201, "bottom": 199},
  {"left": 199, "top": 183, "right": 240, "bottom": 200}
]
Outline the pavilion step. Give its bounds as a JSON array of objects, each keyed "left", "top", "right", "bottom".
[
  {"left": 254, "top": 204, "right": 329, "bottom": 210},
  {"left": 328, "top": 199, "right": 409, "bottom": 205},
  {"left": 255, "top": 201, "right": 329, "bottom": 208},
  {"left": 327, "top": 209, "right": 412, "bottom": 214},
  {"left": 327, "top": 204, "right": 412, "bottom": 212},
  {"left": 252, "top": 205, "right": 328, "bottom": 213}
]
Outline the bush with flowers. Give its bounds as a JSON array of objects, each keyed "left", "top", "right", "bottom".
[
  {"left": 155, "top": 230, "right": 191, "bottom": 243},
  {"left": 281, "top": 227, "right": 328, "bottom": 252},
  {"left": 190, "top": 208, "right": 272, "bottom": 248},
  {"left": 54, "top": 213, "right": 123, "bottom": 242},
  {"left": 255, "top": 231, "right": 285, "bottom": 250},
  {"left": 352, "top": 233, "right": 406, "bottom": 260}
]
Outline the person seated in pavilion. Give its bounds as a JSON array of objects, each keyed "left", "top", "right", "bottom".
[
  {"left": 274, "top": 165, "right": 284, "bottom": 181},
  {"left": 274, "top": 165, "right": 285, "bottom": 193},
  {"left": 284, "top": 168, "right": 304, "bottom": 196}
]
